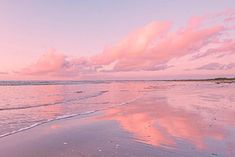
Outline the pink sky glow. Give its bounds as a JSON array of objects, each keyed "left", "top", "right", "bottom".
[{"left": 0, "top": 8, "right": 235, "bottom": 80}]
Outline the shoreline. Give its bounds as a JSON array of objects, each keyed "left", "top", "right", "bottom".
[
  {"left": 0, "top": 81, "right": 234, "bottom": 157},
  {"left": 0, "top": 110, "right": 181, "bottom": 157},
  {"left": 0, "top": 100, "right": 231, "bottom": 156}
]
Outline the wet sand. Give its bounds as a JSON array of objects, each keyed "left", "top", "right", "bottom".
[
  {"left": 0, "top": 110, "right": 214, "bottom": 157},
  {"left": 0, "top": 112, "right": 185, "bottom": 157},
  {"left": 0, "top": 81, "right": 235, "bottom": 157}
]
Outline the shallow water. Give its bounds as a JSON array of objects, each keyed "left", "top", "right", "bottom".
[{"left": 0, "top": 80, "right": 235, "bottom": 156}]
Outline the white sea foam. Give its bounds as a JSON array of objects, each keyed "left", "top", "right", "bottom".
[
  {"left": 0, "top": 110, "right": 97, "bottom": 138},
  {"left": 0, "top": 90, "right": 109, "bottom": 111},
  {"left": 0, "top": 96, "right": 142, "bottom": 139}
]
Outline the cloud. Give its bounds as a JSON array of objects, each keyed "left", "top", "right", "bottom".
[
  {"left": 19, "top": 11, "right": 235, "bottom": 78},
  {"left": 197, "top": 63, "right": 224, "bottom": 70},
  {"left": 145, "top": 64, "right": 174, "bottom": 71},
  {"left": 91, "top": 18, "right": 224, "bottom": 72},
  {"left": 20, "top": 50, "right": 98, "bottom": 77},
  {"left": 192, "top": 39, "right": 235, "bottom": 60},
  {"left": 225, "top": 63, "right": 235, "bottom": 69},
  {"left": 21, "top": 51, "right": 67, "bottom": 75},
  {"left": 0, "top": 72, "right": 8, "bottom": 75},
  {"left": 91, "top": 21, "right": 171, "bottom": 67},
  {"left": 197, "top": 62, "right": 235, "bottom": 70}
]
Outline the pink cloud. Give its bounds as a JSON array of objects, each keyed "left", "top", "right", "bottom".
[
  {"left": 21, "top": 51, "right": 67, "bottom": 75},
  {"left": 0, "top": 72, "right": 8, "bottom": 75},
  {"left": 92, "top": 16, "right": 223, "bottom": 72},
  {"left": 197, "top": 62, "right": 225, "bottom": 70},
  {"left": 197, "top": 62, "right": 235, "bottom": 70},
  {"left": 19, "top": 11, "right": 235, "bottom": 78},
  {"left": 91, "top": 21, "right": 171, "bottom": 66}
]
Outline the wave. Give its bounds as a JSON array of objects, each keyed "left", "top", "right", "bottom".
[
  {"left": 0, "top": 110, "right": 97, "bottom": 138},
  {"left": 0, "top": 90, "right": 109, "bottom": 111},
  {"left": 0, "top": 95, "right": 142, "bottom": 139},
  {"left": 0, "top": 80, "right": 111, "bottom": 86}
]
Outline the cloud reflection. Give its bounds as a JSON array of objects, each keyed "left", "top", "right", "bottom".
[{"left": 101, "top": 96, "right": 225, "bottom": 149}]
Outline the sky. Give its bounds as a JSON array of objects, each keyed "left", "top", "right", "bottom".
[{"left": 0, "top": 0, "right": 235, "bottom": 80}]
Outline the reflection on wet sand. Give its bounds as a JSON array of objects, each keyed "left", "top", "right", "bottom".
[
  {"left": 0, "top": 81, "right": 235, "bottom": 157},
  {"left": 37, "top": 85, "right": 65, "bottom": 119},
  {"left": 102, "top": 97, "right": 223, "bottom": 148},
  {"left": 100, "top": 85, "right": 235, "bottom": 156}
]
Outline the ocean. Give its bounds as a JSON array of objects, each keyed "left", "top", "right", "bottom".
[{"left": 0, "top": 80, "right": 235, "bottom": 154}]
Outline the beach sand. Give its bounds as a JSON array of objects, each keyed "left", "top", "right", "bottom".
[
  {"left": 0, "top": 112, "right": 182, "bottom": 157},
  {"left": 1, "top": 100, "right": 234, "bottom": 156},
  {"left": 0, "top": 82, "right": 235, "bottom": 157}
]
